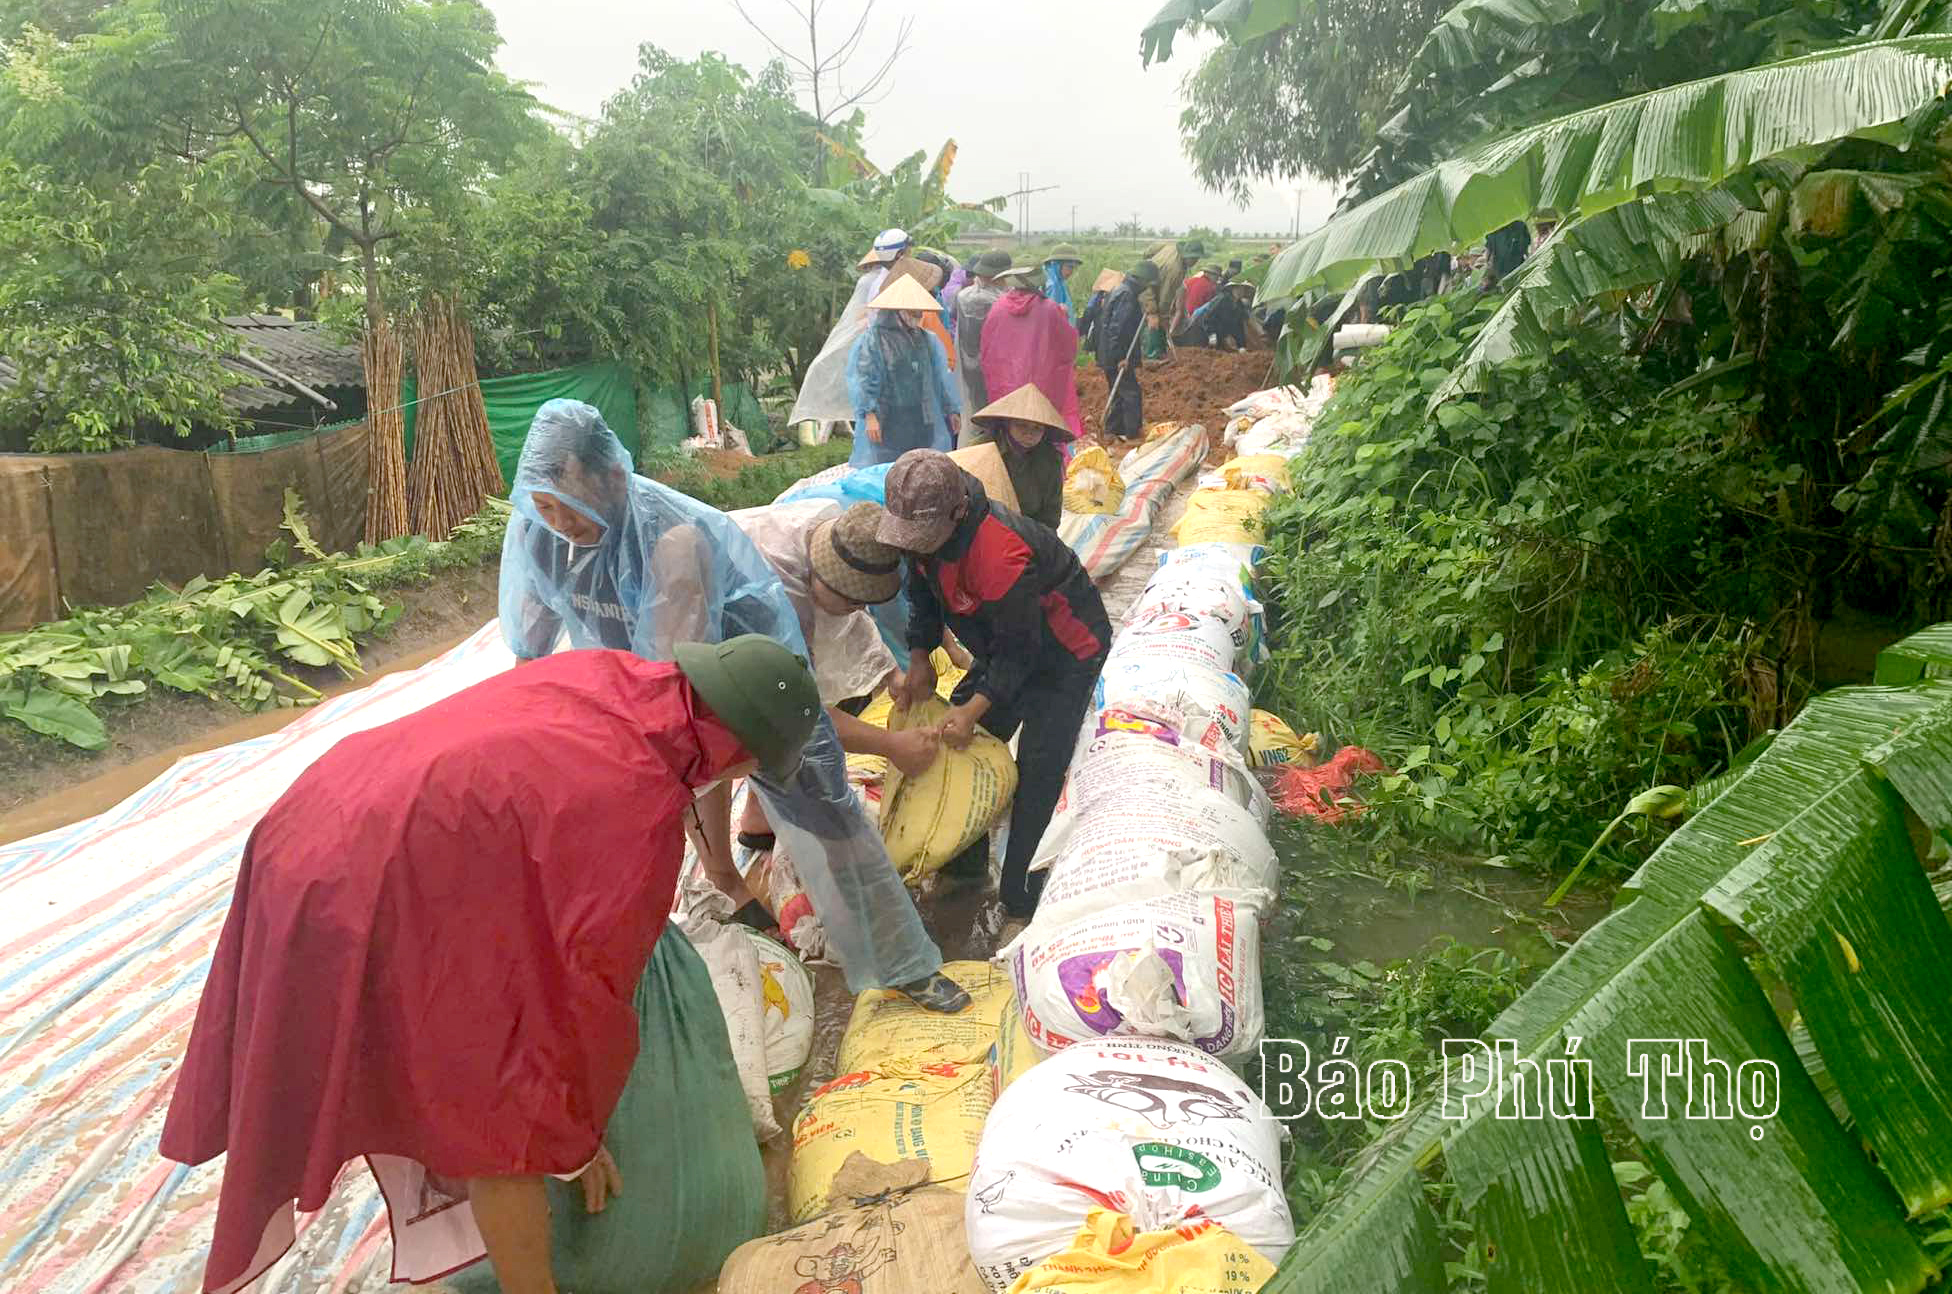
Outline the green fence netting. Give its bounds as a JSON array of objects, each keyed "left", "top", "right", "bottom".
[
  {"left": 403, "top": 360, "right": 641, "bottom": 483},
  {"left": 210, "top": 360, "right": 771, "bottom": 472}
]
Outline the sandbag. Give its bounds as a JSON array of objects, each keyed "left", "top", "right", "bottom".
[
  {"left": 838, "top": 959, "right": 1017, "bottom": 1072},
  {"left": 1061, "top": 446, "right": 1125, "bottom": 515},
  {"left": 989, "top": 995, "right": 1040, "bottom": 1101},
  {"left": 1028, "top": 795, "right": 1276, "bottom": 931},
  {"left": 1248, "top": 710, "right": 1318, "bottom": 771},
  {"left": 1218, "top": 453, "right": 1290, "bottom": 493},
  {"left": 1157, "top": 542, "right": 1265, "bottom": 583},
  {"left": 678, "top": 911, "right": 781, "bottom": 1138},
  {"left": 1002, "top": 891, "right": 1263, "bottom": 1058},
  {"left": 879, "top": 695, "right": 1018, "bottom": 884},
  {"left": 1172, "top": 490, "right": 1270, "bottom": 547},
  {"left": 1049, "top": 716, "right": 1271, "bottom": 843},
  {"left": 741, "top": 841, "right": 825, "bottom": 959},
  {"left": 1234, "top": 411, "right": 1314, "bottom": 458},
  {"left": 788, "top": 1054, "right": 994, "bottom": 1222},
  {"left": 747, "top": 929, "right": 816, "bottom": 1092},
  {"left": 454, "top": 930, "right": 765, "bottom": 1294},
  {"left": 1004, "top": 1210, "right": 1276, "bottom": 1294},
  {"left": 719, "top": 1177, "right": 988, "bottom": 1294},
  {"left": 1103, "top": 611, "right": 1238, "bottom": 676},
  {"left": 1124, "top": 567, "right": 1250, "bottom": 640},
  {"left": 1092, "top": 657, "right": 1250, "bottom": 753},
  {"left": 964, "top": 1037, "right": 1293, "bottom": 1292}
]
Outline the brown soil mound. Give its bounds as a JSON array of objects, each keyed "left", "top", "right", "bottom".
[{"left": 1076, "top": 348, "right": 1274, "bottom": 440}]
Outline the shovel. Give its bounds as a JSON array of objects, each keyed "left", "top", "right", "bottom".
[{"left": 1102, "top": 320, "right": 1146, "bottom": 423}]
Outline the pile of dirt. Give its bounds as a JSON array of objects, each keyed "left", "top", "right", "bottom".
[
  {"left": 681, "top": 447, "right": 764, "bottom": 480},
  {"left": 1076, "top": 348, "right": 1274, "bottom": 439}
]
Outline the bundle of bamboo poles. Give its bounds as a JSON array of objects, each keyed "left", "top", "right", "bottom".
[
  {"left": 362, "top": 318, "right": 410, "bottom": 544},
  {"left": 407, "top": 293, "right": 503, "bottom": 539}
]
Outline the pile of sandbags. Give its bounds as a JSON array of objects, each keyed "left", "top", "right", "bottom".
[
  {"left": 724, "top": 962, "right": 1021, "bottom": 1293},
  {"left": 967, "top": 518, "right": 1300, "bottom": 1286},
  {"left": 787, "top": 961, "right": 1018, "bottom": 1222}
]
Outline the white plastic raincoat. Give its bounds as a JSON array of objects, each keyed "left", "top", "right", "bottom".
[{"left": 499, "top": 400, "right": 942, "bottom": 991}]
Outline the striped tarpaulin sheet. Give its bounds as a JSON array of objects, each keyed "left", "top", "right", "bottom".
[
  {"left": 0, "top": 624, "right": 515, "bottom": 1293},
  {"left": 1060, "top": 424, "right": 1211, "bottom": 584}
]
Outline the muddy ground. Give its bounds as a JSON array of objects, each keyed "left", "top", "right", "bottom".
[{"left": 1076, "top": 347, "right": 1276, "bottom": 440}]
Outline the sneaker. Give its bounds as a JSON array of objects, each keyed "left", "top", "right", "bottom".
[{"left": 898, "top": 972, "right": 972, "bottom": 1013}]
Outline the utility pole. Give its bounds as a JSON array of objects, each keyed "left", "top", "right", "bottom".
[
  {"left": 999, "top": 175, "right": 1058, "bottom": 247},
  {"left": 1132, "top": 211, "right": 1139, "bottom": 246},
  {"left": 1071, "top": 205, "right": 1077, "bottom": 239}
]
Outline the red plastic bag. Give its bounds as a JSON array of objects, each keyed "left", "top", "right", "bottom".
[{"left": 1273, "top": 746, "right": 1388, "bottom": 823}]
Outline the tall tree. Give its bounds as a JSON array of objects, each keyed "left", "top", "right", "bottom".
[
  {"left": 729, "top": 0, "right": 912, "bottom": 129},
  {"left": 153, "top": 0, "right": 540, "bottom": 332}
]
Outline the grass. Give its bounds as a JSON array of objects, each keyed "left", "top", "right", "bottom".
[{"left": 641, "top": 438, "right": 853, "bottom": 511}]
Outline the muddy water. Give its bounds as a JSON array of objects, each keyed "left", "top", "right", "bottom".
[{"left": 1290, "top": 864, "right": 1611, "bottom": 971}]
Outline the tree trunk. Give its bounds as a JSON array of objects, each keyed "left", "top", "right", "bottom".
[
  {"left": 361, "top": 239, "right": 384, "bottom": 333},
  {"left": 707, "top": 298, "right": 725, "bottom": 409}
]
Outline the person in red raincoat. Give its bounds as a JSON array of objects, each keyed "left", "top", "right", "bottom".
[
  {"left": 979, "top": 270, "right": 1085, "bottom": 444},
  {"left": 160, "top": 639, "right": 821, "bottom": 1294}
]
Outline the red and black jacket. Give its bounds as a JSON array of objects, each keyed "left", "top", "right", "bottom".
[{"left": 906, "top": 474, "right": 1110, "bottom": 708}]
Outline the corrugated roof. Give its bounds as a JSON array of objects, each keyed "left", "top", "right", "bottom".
[
  {"left": 0, "top": 317, "right": 365, "bottom": 418},
  {"left": 218, "top": 315, "right": 364, "bottom": 414}
]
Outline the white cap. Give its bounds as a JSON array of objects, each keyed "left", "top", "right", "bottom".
[{"left": 873, "top": 227, "right": 910, "bottom": 253}]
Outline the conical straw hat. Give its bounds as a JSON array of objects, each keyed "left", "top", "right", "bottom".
[
  {"left": 1091, "top": 268, "right": 1126, "bottom": 294},
  {"left": 866, "top": 273, "right": 944, "bottom": 312},
  {"left": 974, "top": 382, "right": 1070, "bottom": 437}
]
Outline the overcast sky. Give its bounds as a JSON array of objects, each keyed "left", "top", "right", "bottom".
[{"left": 482, "top": 0, "right": 1341, "bottom": 237}]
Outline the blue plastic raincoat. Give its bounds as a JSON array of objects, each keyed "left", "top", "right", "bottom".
[
  {"left": 499, "top": 400, "right": 942, "bottom": 992},
  {"left": 1044, "top": 261, "right": 1076, "bottom": 321},
  {"left": 845, "top": 313, "right": 960, "bottom": 469}
]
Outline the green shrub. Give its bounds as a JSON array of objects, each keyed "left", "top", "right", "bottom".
[{"left": 1257, "top": 288, "right": 1806, "bottom": 870}]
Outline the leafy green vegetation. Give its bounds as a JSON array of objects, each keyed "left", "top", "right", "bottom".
[
  {"left": 642, "top": 438, "right": 851, "bottom": 512},
  {"left": 0, "top": 493, "right": 507, "bottom": 749},
  {"left": 1256, "top": 288, "right": 1801, "bottom": 876}
]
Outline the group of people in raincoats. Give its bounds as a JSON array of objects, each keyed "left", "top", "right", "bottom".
[
  {"left": 819, "top": 228, "right": 1092, "bottom": 479},
  {"left": 161, "top": 226, "right": 1204, "bottom": 1294}
]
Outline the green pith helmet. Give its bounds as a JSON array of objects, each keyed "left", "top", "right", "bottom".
[
  {"left": 675, "top": 634, "right": 821, "bottom": 779},
  {"left": 1045, "top": 243, "right": 1084, "bottom": 265}
]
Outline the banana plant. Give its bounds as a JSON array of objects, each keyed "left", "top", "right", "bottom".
[
  {"left": 1265, "top": 663, "right": 1952, "bottom": 1291},
  {"left": 1259, "top": 36, "right": 1952, "bottom": 304}
]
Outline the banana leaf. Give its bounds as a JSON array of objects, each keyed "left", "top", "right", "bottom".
[
  {"left": 1264, "top": 675, "right": 1952, "bottom": 1291},
  {"left": 1875, "top": 623, "right": 1952, "bottom": 684},
  {"left": 1430, "top": 184, "right": 1757, "bottom": 407},
  {"left": 1261, "top": 36, "right": 1952, "bottom": 303},
  {"left": 0, "top": 687, "right": 107, "bottom": 750},
  {"left": 1443, "top": 1084, "right": 1651, "bottom": 1292}
]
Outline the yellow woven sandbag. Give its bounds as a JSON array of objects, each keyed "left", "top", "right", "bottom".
[
  {"left": 838, "top": 960, "right": 1016, "bottom": 1072},
  {"left": 987, "top": 993, "right": 1040, "bottom": 1101},
  {"left": 1219, "top": 453, "right": 1290, "bottom": 492},
  {"left": 787, "top": 1054, "right": 994, "bottom": 1222},
  {"left": 1247, "top": 709, "right": 1319, "bottom": 770},
  {"left": 878, "top": 695, "right": 1018, "bottom": 884},
  {"left": 1006, "top": 1210, "right": 1275, "bottom": 1294},
  {"left": 1062, "top": 446, "right": 1125, "bottom": 515},
  {"left": 1172, "top": 489, "right": 1270, "bottom": 546},
  {"left": 849, "top": 649, "right": 965, "bottom": 780}
]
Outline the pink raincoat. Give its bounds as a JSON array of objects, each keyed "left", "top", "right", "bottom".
[{"left": 980, "top": 288, "right": 1084, "bottom": 442}]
